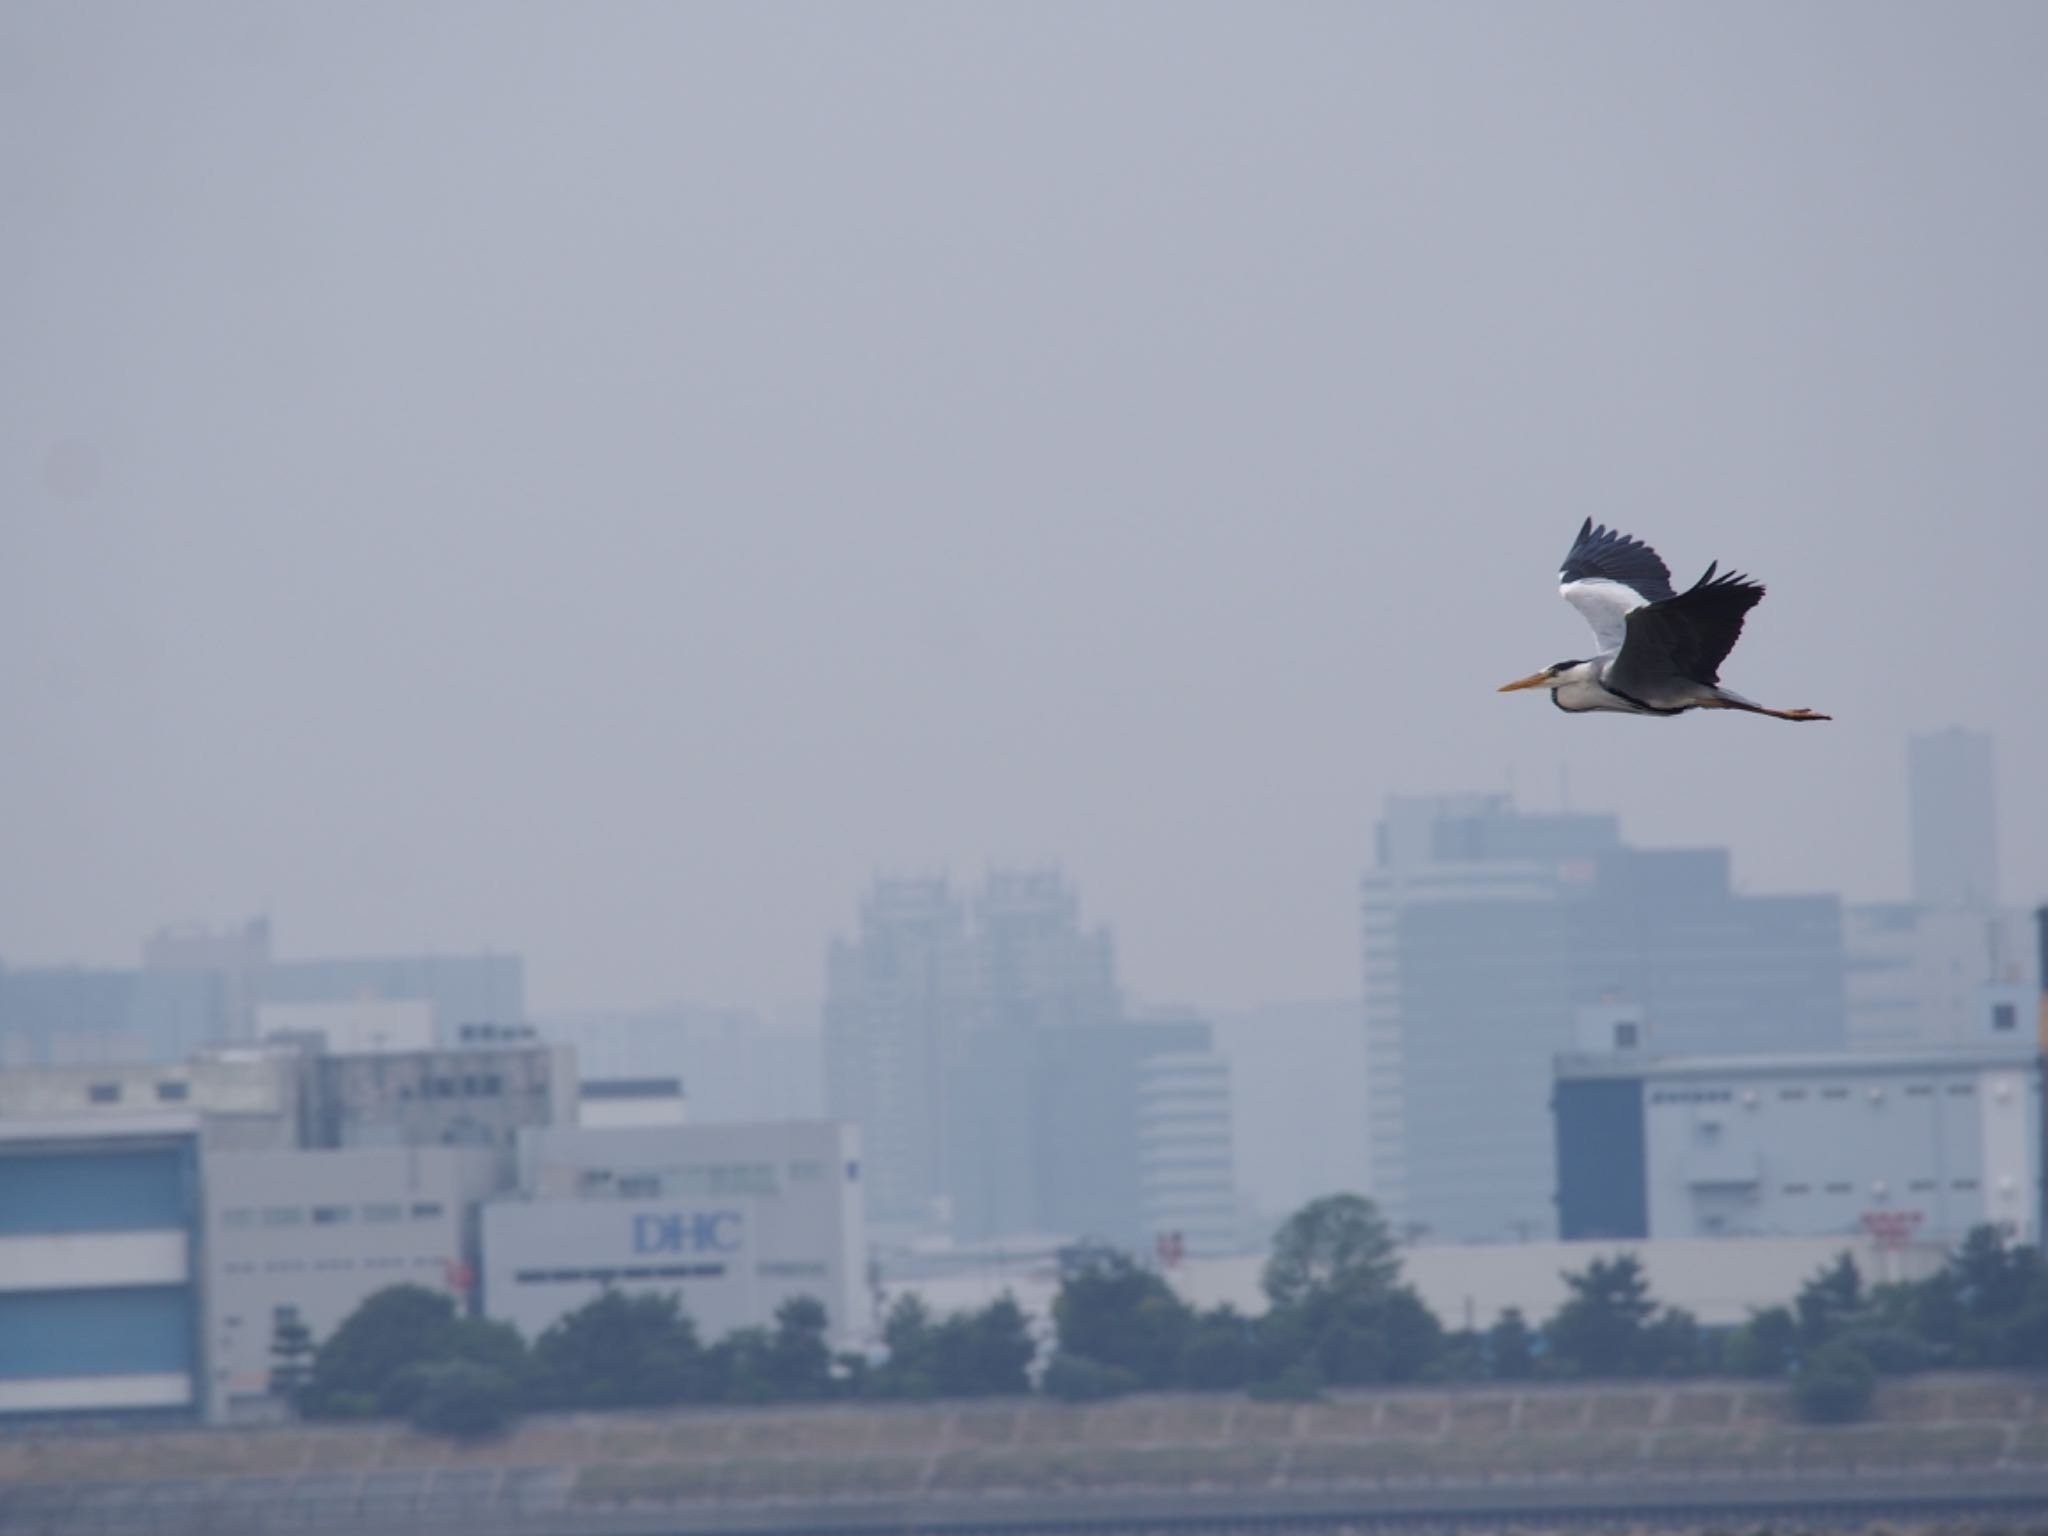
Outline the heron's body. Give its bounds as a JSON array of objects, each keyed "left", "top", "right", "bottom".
[{"left": 1499, "top": 521, "right": 1830, "bottom": 722}]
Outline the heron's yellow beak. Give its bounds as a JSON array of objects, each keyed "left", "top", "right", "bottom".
[{"left": 1497, "top": 672, "right": 1551, "bottom": 693}]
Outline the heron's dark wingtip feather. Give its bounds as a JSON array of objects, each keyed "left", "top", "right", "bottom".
[{"left": 1560, "top": 521, "right": 1678, "bottom": 603}]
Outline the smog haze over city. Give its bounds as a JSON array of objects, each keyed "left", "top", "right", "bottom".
[{"left": 4, "top": 3, "right": 2046, "bottom": 1020}]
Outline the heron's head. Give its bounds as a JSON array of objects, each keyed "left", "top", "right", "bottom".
[{"left": 1497, "top": 660, "right": 1584, "bottom": 694}]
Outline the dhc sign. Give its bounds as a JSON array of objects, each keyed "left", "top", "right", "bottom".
[{"left": 632, "top": 1210, "right": 744, "bottom": 1256}]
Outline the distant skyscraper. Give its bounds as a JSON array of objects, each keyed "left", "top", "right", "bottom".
[
  {"left": 537, "top": 1004, "right": 823, "bottom": 1124},
  {"left": 825, "top": 870, "right": 1234, "bottom": 1251},
  {"left": 1908, "top": 728, "right": 1998, "bottom": 910},
  {"left": 143, "top": 918, "right": 272, "bottom": 1041},
  {"left": 1362, "top": 795, "right": 1845, "bottom": 1244},
  {"left": 258, "top": 951, "right": 524, "bottom": 1047},
  {"left": 1210, "top": 1000, "right": 1369, "bottom": 1231},
  {"left": 1844, "top": 730, "right": 2029, "bottom": 1048},
  {"left": 824, "top": 877, "right": 975, "bottom": 1229},
  {"left": 0, "top": 964, "right": 229, "bottom": 1066}
]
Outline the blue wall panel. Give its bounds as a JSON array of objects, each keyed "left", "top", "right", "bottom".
[
  {"left": 0, "top": 1287, "right": 194, "bottom": 1379},
  {"left": 1554, "top": 1077, "right": 1649, "bottom": 1239},
  {"left": 0, "top": 1148, "right": 190, "bottom": 1235}
]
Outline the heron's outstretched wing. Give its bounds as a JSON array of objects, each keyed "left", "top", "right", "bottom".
[
  {"left": 1608, "top": 565, "right": 1765, "bottom": 695},
  {"left": 1558, "top": 519, "right": 1678, "bottom": 652}
]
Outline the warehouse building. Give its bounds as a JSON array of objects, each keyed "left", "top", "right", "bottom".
[
  {"left": 1554, "top": 1041, "right": 2043, "bottom": 1245},
  {"left": 483, "top": 1120, "right": 867, "bottom": 1349},
  {"left": 201, "top": 1145, "right": 502, "bottom": 1422}
]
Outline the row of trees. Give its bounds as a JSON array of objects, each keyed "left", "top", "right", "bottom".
[
  {"left": 282, "top": 1195, "right": 2048, "bottom": 1436},
  {"left": 288, "top": 1287, "right": 861, "bottom": 1432},
  {"left": 1031, "top": 1203, "right": 2048, "bottom": 1420}
]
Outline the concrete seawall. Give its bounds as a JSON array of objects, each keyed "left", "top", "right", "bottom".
[{"left": 7, "top": 1373, "right": 2048, "bottom": 1534}]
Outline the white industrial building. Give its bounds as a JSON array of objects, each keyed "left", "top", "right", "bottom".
[
  {"left": 1555, "top": 1043, "right": 2043, "bottom": 1246},
  {"left": 482, "top": 1120, "right": 867, "bottom": 1350},
  {"left": 201, "top": 1145, "right": 501, "bottom": 1422}
]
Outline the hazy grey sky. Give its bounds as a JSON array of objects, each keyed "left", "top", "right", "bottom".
[{"left": 4, "top": 3, "right": 2044, "bottom": 1017}]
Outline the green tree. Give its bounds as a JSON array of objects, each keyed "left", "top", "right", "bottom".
[
  {"left": 1954, "top": 1224, "right": 2033, "bottom": 1320},
  {"left": 1427, "top": 1329, "right": 1487, "bottom": 1382},
  {"left": 303, "top": 1285, "right": 519, "bottom": 1419},
  {"left": 403, "top": 1360, "right": 519, "bottom": 1439},
  {"left": 1639, "top": 1306, "right": 1705, "bottom": 1376},
  {"left": 1302, "top": 1283, "right": 1442, "bottom": 1386},
  {"left": 1262, "top": 1194, "right": 1400, "bottom": 1312},
  {"left": 936, "top": 1295, "right": 1036, "bottom": 1396},
  {"left": 1486, "top": 1308, "right": 1536, "bottom": 1380},
  {"left": 873, "top": 1293, "right": 1036, "bottom": 1399},
  {"left": 872, "top": 1294, "right": 939, "bottom": 1398},
  {"left": 1723, "top": 1305, "right": 1797, "bottom": 1377},
  {"left": 1795, "top": 1253, "right": 1865, "bottom": 1345},
  {"left": 1051, "top": 1252, "right": 1192, "bottom": 1388},
  {"left": 1792, "top": 1339, "right": 1877, "bottom": 1423},
  {"left": 1543, "top": 1255, "right": 1657, "bottom": 1377},
  {"left": 766, "top": 1296, "right": 835, "bottom": 1399},
  {"left": 527, "top": 1288, "right": 703, "bottom": 1408},
  {"left": 1178, "top": 1306, "right": 1255, "bottom": 1391},
  {"left": 1255, "top": 1194, "right": 1440, "bottom": 1389},
  {"left": 268, "top": 1309, "right": 316, "bottom": 1408},
  {"left": 704, "top": 1325, "right": 777, "bottom": 1402}
]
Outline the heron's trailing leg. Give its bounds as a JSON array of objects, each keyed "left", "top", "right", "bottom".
[
  {"left": 1753, "top": 705, "right": 1831, "bottom": 722},
  {"left": 1701, "top": 698, "right": 1832, "bottom": 722}
]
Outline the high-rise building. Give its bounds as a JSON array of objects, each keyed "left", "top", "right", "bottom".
[
  {"left": 1845, "top": 903, "right": 2039, "bottom": 1048},
  {"left": 1908, "top": 727, "right": 1998, "bottom": 911},
  {"left": 823, "top": 878, "right": 975, "bottom": 1229},
  {"left": 0, "top": 964, "right": 229, "bottom": 1067},
  {"left": 258, "top": 951, "right": 524, "bottom": 1048},
  {"left": 825, "top": 871, "right": 1234, "bottom": 1251},
  {"left": 0, "top": 926, "right": 526, "bottom": 1067},
  {"left": 1210, "top": 1000, "right": 1369, "bottom": 1234},
  {"left": 1843, "top": 730, "right": 2034, "bottom": 1048},
  {"left": 973, "top": 869, "right": 1120, "bottom": 1033},
  {"left": 538, "top": 1004, "right": 822, "bottom": 1125},
  {"left": 143, "top": 919, "right": 273, "bottom": 1041},
  {"left": 946, "top": 1010, "right": 1232, "bottom": 1252},
  {"left": 1135, "top": 1033, "right": 1236, "bottom": 1256},
  {"left": 1363, "top": 795, "right": 1845, "bottom": 1244}
]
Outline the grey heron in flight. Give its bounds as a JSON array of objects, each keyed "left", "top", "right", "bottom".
[{"left": 1499, "top": 519, "right": 1831, "bottom": 721}]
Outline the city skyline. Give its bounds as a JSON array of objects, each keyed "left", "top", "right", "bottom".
[{"left": 1, "top": 736, "right": 2037, "bottom": 1027}]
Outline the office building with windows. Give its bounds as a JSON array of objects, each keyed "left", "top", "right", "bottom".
[{"left": 1363, "top": 794, "right": 1845, "bottom": 1244}]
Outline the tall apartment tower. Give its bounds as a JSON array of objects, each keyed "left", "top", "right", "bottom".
[
  {"left": 1362, "top": 795, "right": 1845, "bottom": 1244},
  {"left": 826, "top": 870, "right": 1236, "bottom": 1251},
  {"left": 823, "top": 878, "right": 975, "bottom": 1229},
  {"left": 1908, "top": 728, "right": 1998, "bottom": 910}
]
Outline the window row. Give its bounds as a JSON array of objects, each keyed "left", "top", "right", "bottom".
[
  {"left": 218, "top": 1200, "right": 446, "bottom": 1229},
  {"left": 219, "top": 1255, "right": 444, "bottom": 1275},
  {"left": 86, "top": 1079, "right": 190, "bottom": 1104},
  {"left": 1778, "top": 1179, "right": 1979, "bottom": 1195}
]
